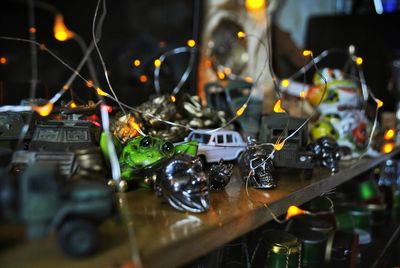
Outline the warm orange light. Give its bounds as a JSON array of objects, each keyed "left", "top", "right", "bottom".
[
  {"left": 286, "top": 205, "right": 308, "bottom": 220},
  {"left": 356, "top": 57, "right": 363, "bottom": 65},
  {"left": 376, "top": 99, "right": 383, "bottom": 108},
  {"left": 70, "top": 102, "right": 77, "bottom": 108},
  {"left": 273, "top": 99, "right": 285, "bottom": 113},
  {"left": 187, "top": 39, "right": 196, "bottom": 48},
  {"left": 29, "top": 27, "right": 36, "bottom": 33},
  {"left": 86, "top": 80, "right": 94, "bottom": 88},
  {"left": 384, "top": 129, "right": 395, "bottom": 141},
  {"left": 217, "top": 71, "right": 226, "bottom": 80},
  {"left": 33, "top": 102, "right": 54, "bottom": 117},
  {"left": 139, "top": 75, "right": 148, "bottom": 83},
  {"left": 0, "top": 57, "right": 7, "bottom": 64},
  {"left": 300, "top": 91, "right": 306, "bottom": 99},
  {"left": 273, "top": 140, "right": 285, "bottom": 151},
  {"left": 133, "top": 59, "right": 141, "bottom": 67},
  {"left": 244, "top": 76, "right": 253, "bottom": 83},
  {"left": 245, "top": 0, "right": 265, "bottom": 11},
  {"left": 382, "top": 142, "right": 395, "bottom": 154},
  {"left": 96, "top": 87, "right": 108, "bottom": 96},
  {"left": 224, "top": 67, "right": 232, "bottom": 75},
  {"left": 53, "top": 14, "right": 74, "bottom": 42},
  {"left": 281, "top": 79, "right": 290, "bottom": 88},
  {"left": 236, "top": 104, "right": 247, "bottom": 116},
  {"left": 171, "top": 95, "right": 176, "bottom": 103},
  {"left": 303, "top": 50, "right": 312, "bottom": 56},
  {"left": 237, "top": 31, "right": 246, "bottom": 39},
  {"left": 154, "top": 59, "right": 161, "bottom": 68}
]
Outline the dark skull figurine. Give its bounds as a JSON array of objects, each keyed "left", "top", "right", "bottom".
[
  {"left": 309, "top": 137, "right": 341, "bottom": 173},
  {"left": 155, "top": 154, "right": 209, "bottom": 213},
  {"left": 209, "top": 159, "right": 234, "bottom": 191},
  {"left": 238, "top": 137, "right": 276, "bottom": 189}
]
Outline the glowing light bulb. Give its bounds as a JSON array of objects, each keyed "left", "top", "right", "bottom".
[
  {"left": 70, "top": 102, "right": 77, "bottom": 108},
  {"left": 244, "top": 76, "right": 253, "bottom": 83},
  {"left": 86, "top": 80, "right": 94, "bottom": 88},
  {"left": 300, "top": 91, "right": 306, "bottom": 99},
  {"left": 154, "top": 59, "right": 161, "bottom": 68},
  {"left": 96, "top": 87, "right": 108, "bottom": 96},
  {"left": 245, "top": 0, "right": 265, "bottom": 11},
  {"left": 224, "top": 67, "right": 232, "bottom": 75},
  {"left": 133, "top": 59, "right": 141, "bottom": 67},
  {"left": 376, "top": 99, "right": 383, "bottom": 108},
  {"left": 237, "top": 31, "right": 246, "bottom": 39},
  {"left": 33, "top": 102, "right": 54, "bottom": 117},
  {"left": 187, "top": 39, "right": 196, "bottom": 48},
  {"left": 302, "top": 50, "right": 312, "bottom": 56},
  {"left": 356, "top": 57, "right": 363, "bottom": 65},
  {"left": 384, "top": 129, "right": 395, "bottom": 141},
  {"left": 236, "top": 104, "right": 247, "bottom": 116},
  {"left": 286, "top": 205, "right": 307, "bottom": 220},
  {"left": 273, "top": 99, "right": 285, "bottom": 113},
  {"left": 139, "top": 75, "right": 148, "bottom": 83},
  {"left": 281, "top": 79, "right": 290, "bottom": 88},
  {"left": 217, "top": 71, "right": 225, "bottom": 80},
  {"left": 382, "top": 142, "right": 395, "bottom": 154},
  {"left": 171, "top": 95, "right": 176, "bottom": 103},
  {"left": 29, "top": 27, "right": 36, "bottom": 33},
  {"left": 53, "top": 14, "right": 74, "bottom": 42},
  {"left": 273, "top": 140, "right": 285, "bottom": 151},
  {"left": 0, "top": 57, "right": 7, "bottom": 64}
]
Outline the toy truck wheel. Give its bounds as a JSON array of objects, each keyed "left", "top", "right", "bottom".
[{"left": 58, "top": 219, "right": 98, "bottom": 257}]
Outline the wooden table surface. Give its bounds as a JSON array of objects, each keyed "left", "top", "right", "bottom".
[{"left": 0, "top": 149, "right": 398, "bottom": 268}]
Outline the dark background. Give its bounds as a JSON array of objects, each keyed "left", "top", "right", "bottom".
[{"left": 0, "top": 0, "right": 202, "bottom": 106}]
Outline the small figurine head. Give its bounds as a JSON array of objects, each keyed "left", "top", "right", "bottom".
[
  {"left": 209, "top": 159, "right": 233, "bottom": 191},
  {"left": 120, "top": 135, "right": 175, "bottom": 170},
  {"left": 310, "top": 137, "right": 341, "bottom": 173},
  {"left": 155, "top": 154, "right": 209, "bottom": 213}
]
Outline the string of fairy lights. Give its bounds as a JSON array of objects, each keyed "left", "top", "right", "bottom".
[{"left": 0, "top": 0, "right": 386, "bottom": 223}]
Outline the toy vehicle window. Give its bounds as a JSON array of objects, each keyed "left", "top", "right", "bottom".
[
  {"left": 226, "top": 134, "right": 233, "bottom": 143},
  {"left": 191, "top": 133, "right": 211, "bottom": 143},
  {"left": 217, "top": 135, "right": 224, "bottom": 144}
]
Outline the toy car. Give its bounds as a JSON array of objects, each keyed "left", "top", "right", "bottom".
[
  {"left": 185, "top": 129, "right": 246, "bottom": 163},
  {"left": 258, "top": 114, "right": 314, "bottom": 176}
]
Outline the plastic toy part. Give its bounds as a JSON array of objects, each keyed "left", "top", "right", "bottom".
[
  {"left": 309, "top": 137, "right": 341, "bottom": 173},
  {"left": 238, "top": 138, "right": 276, "bottom": 189},
  {"left": 155, "top": 154, "right": 209, "bottom": 213},
  {"left": 209, "top": 159, "right": 233, "bottom": 191},
  {"left": 117, "top": 135, "right": 198, "bottom": 188}
]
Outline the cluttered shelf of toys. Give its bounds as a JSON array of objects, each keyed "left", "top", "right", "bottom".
[{"left": 0, "top": 148, "right": 398, "bottom": 268}]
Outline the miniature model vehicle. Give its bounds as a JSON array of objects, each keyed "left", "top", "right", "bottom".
[
  {"left": 258, "top": 114, "right": 314, "bottom": 176},
  {"left": 185, "top": 129, "right": 246, "bottom": 163},
  {"left": 0, "top": 163, "right": 115, "bottom": 257}
]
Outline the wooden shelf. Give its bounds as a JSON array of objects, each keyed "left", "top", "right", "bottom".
[{"left": 0, "top": 148, "right": 398, "bottom": 268}]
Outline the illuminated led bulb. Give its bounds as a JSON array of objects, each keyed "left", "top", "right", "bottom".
[
  {"left": 133, "top": 59, "right": 141, "bottom": 67},
  {"left": 245, "top": 0, "right": 265, "bottom": 11},
  {"left": 33, "top": 102, "right": 54, "bottom": 117},
  {"left": 384, "top": 129, "right": 395, "bottom": 140},
  {"left": 171, "top": 95, "right": 176, "bottom": 103},
  {"left": 0, "top": 57, "right": 7, "bottom": 64},
  {"left": 382, "top": 142, "right": 395, "bottom": 154},
  {"left": 96, "top": 87, "right": 108, "bottom": 96},
  {"left": 355, "top": 57, "right": 363, "bottom": 65},
  {"left": 273, "top": 99, "right": 285, "bottom": 113},
  {"left": 70, "top": 102, "right": 77, "bottom": 108},
  {"left": 236, "top": 104, "right": 247, "bottom": 116},
  {"left": 237, "top": 31, "right": 246, "bottom": 39},
  {"left": 302, "top": 50, "right": 312, "bottom": 56},
  {"left": 376, "top": 99, "right": 383, "bottom": 108},
  {"left": 217, "top": 71, "right": 225, "bottom": 80},
  {"left": 300, "top": 91, "right": 306, "bottom": 99},
  {"left": 273, "top": 140, "right": 285, "bottom": 151},
  {"left": 53, "top": 14, "right": 74, "bottom": 42},
  {"left": 187, "top": 39, "right": 196, "bottom": 48},
  {"left": 224, "top": 67, "right": 232, "bottom": 75},
  {"left": 281, "top": 79, "right": 290, "bottom": 88},
  {"left": 139, "top": 75, "right": 148, "bottom": 83},
  {"left": 154, "top": 59, "right": 161, "bottom": 68},
  {"left": 244, "top": 76, "right": 253, "bottom": 83},
  {"left": 286, "top": 205, "right": 308, "bottom": 220},
  {"left": 29, "top": 27, "right": 36, "bottom": 33}
]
